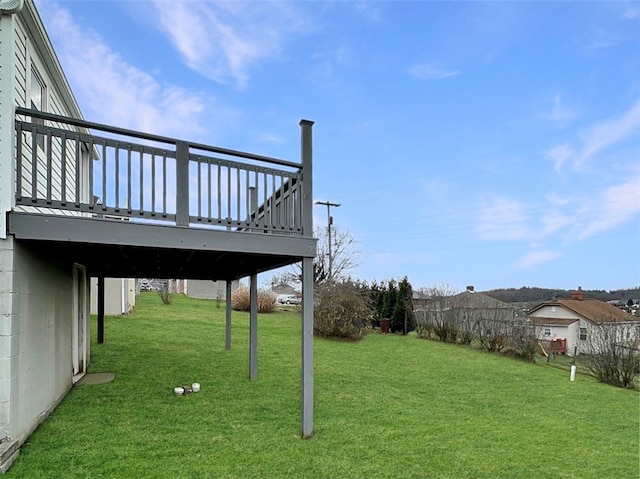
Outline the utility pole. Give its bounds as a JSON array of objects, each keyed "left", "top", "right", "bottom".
[{"left": 315, "top": 201, "right": 340, "bottom": 281}]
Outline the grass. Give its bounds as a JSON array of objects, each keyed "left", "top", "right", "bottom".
[{"left": 7, "top": 293, "right": 639, "bottom": 478}]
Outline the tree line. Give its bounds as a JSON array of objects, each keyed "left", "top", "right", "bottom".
[{"left": 481, "top": 286, "right": 640, "bottom": 303}]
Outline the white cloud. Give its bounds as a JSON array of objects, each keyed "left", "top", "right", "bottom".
[
  {"left": 577, "top": 175, "right": 640, "bottom": 240},
  {"left": 577, "top": 100, "right": 640, "bottom": 167},
  {"left": 419, "top": 178, "right": 451, "bottom": 203},
  {"left": 476, "top": 196, "right": 528, "bottom": 241},
  {"left": 39, "top": 2, "right": 208, "bottom": 138},
  {"left": 547, "top": 99, "right": 640, "bottom": 173},
  {"left": 149, "top": 1, "right": 308, "bottom": 88},
  {"left": 547, "top": 144, "right": 575, "bottom": 173},
  {"left": 518, "top": 250, "right": 562, "bottom": 268},
  {"left": 259, "top": 133, "right": 284, "bottom": 144},
  {"left": 407, "top": 63, "right": 460, "bottom": 80},
  {"left": 545, "top": 193, "right": 570, "bottom": 206},
  {"left": 548, "top": 93, "right": 578, "bottom": 125},
  {"left": 353, "top": 1, "right": 383, "bottom": 23},
  {"left": 311, "top": 46, "right": 352, "bottom": 79}
]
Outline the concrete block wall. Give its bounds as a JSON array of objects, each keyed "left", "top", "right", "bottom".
[
  {"left": 0, "top": 238, "right": 14, "bottom": 444},
  {"left": 10, "top": 242, "right": 76, "bottom": 444}
]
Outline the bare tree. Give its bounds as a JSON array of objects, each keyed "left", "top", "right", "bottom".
[
  {"left": 413, "top": 283, "right": 460, "bottom": 341},
  {"left": 582, "top": 322, "right": 640, "bottom": 388},
  {"left": 283, "top": 227, "right": 359, "bottom": 285}
]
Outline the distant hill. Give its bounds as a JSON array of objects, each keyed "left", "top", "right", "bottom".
[{"left": 480, "top": 287, "right": 640, "bottom": 304}]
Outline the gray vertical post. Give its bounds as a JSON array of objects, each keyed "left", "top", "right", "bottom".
[
  {"left": 225, "top": 280, "right": 232, "bottom": 350},
  {"left": 249, "top": 186, "right": 257, "bottom": 229},
  {"left": 175, "top": 142, "right": 190, "bottom": 226},
  {"left": 301, "top": 257, "right": 314, "bottom": 438},
  {"left": 300, "top": 119, "right": 314, "bottom": 438},
  {"left": 97, "top": 276, "right": 105, "bottom": 344},
  {"left": 249, "top": 274, "right": 258, "bottom": 380}
]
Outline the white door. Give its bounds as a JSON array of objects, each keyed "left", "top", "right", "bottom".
[{"left": 72, "top": 265, "right": 87, "bottom": 380}]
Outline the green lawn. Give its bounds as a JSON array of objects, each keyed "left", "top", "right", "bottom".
[{"left": 7, "top": 293, "right": 639, "bottom": 478}]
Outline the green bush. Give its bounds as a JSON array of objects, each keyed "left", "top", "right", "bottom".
[{"left": 314, "top": 282, "right": 372, "bottom": 340}]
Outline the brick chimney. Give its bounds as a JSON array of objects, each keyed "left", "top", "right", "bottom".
[
  {"left": 466, "top": 285, "right": 475, "bottom": 293},
  {"left": 571, "top": 287, "right": 584, "bottom": 301}
]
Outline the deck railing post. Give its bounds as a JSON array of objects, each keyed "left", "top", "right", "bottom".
[
  {"left": 300, "top": 120, "right": 314, "bottom": 237},
  {"left": 175, "top": 142, "right": 190, "bottom": 226}
]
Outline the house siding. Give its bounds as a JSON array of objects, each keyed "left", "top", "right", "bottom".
[
  {"left": 530, "top": 305, "right": 581, "bottom": 356},
  {"left": 186, "top": 279, "right": 239, "bottom": 300},
  {"left": 14, "top": 14, "right": 86, "bottom": 216},
  {"left": 0, "top": 2, "right": 91, "bottom": 456},
  {"left": 90, "top": 278, "right": 136, "bottom": 316},
  {"left": 0, "top": 13, "right": 17, "bottom": 446}
]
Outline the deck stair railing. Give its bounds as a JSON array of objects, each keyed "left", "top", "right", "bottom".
[{"left": 14, "top": 108, "right": 306, "bottom": 235}]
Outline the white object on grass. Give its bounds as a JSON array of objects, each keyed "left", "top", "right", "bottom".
[
  {"left": 570, "top": 365, "right": 576, "bottom": 382},
  {"left": 174, "top": 386, "right": 185, "bottom": 395},
  {"left": 192, "top": 383, "right": 200, "bottom": 392}
]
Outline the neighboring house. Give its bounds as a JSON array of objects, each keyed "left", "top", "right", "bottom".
[
  {"left": 413, "top": 285, "right": 519, "bottom": 340},
  {"left": 89, "top": 278, "right": 136, "bottom": 316},
  {"left": 271, "top": 282, "right": 298, "bottom": 296},
  {"left": 417, "top": 285, "right": 517, "bottom": 317},
  {"left": 0, "top": 1, "right": 316, "bottom": 472},
  {"left": 185, "top": 279, "right": 240, "bottom": 300},
  {"left": 528, "top": 288, "right": 639, "bottom": 356}
]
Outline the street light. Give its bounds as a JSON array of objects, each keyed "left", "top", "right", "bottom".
[{"left": 315, "top": 201, "right": 340, "bottom": 281}]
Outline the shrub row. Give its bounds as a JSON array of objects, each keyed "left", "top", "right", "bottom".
[{"left": 414, "top": 309, "right": 538, "bottom": 361}]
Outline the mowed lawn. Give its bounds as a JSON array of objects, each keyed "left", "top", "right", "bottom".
[{"left": 7, "top": 293, "right": 639, "bottom": 479}]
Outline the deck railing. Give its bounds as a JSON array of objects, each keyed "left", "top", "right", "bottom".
[{"left": 14, "top": 108, "right": 310, "bottom": 236}]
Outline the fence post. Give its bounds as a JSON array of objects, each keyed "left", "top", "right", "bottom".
[{"left": 175, "top": 142, "right": 189, "bottom": 226}]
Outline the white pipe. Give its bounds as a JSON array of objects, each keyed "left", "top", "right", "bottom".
[
  {"left": 121, "top": 278, "right": 126, "bottom": 315},
  {"left": 570, "top": 365, "right": 576, "bottom": 382}
]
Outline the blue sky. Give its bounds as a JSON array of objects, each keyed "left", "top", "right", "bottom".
[{"left": 36, "top": 1, "right": 639, "bottom": 292}]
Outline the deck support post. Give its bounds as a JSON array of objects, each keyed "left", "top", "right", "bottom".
[
  {"left": 301, "top": 257, "right": 314, "bottom": 438},
  {"left": 225, "top": 280, "right": 232, "bottom": 350},
  {"left": 300, "top": 119, "right": 314, "bottom": 438},
  {"left": 249, "top": 274, "right": 258, "bottom": 380},
  {"left": 97, "top": 276, "right": 105, "bottom": 344}
]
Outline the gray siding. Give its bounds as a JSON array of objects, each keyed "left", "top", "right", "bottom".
[
  {"left": 90, "top": 278, "right": 135, "bottom": 316},
  {"left": 186, "top": 279, "right": 239, "bottom": 300}
]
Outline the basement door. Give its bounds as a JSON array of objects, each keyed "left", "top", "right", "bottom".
[{"left": 72, "top": 264, "right": 87, "bottom": 381}]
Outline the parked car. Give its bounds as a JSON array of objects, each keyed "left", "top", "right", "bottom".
[{"left": 278, "top": 294, "right": 302, "bottom": 305}]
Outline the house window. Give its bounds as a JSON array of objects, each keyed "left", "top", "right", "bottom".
[
  {"left": 579, "top": 327, "right": 587, "bottom": 341},
  {"left": 543, "top": 327, "right": 551, "bottom": 337},
  {"left": 30, "top": 66, "right": 46, "bottom": 149}
]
